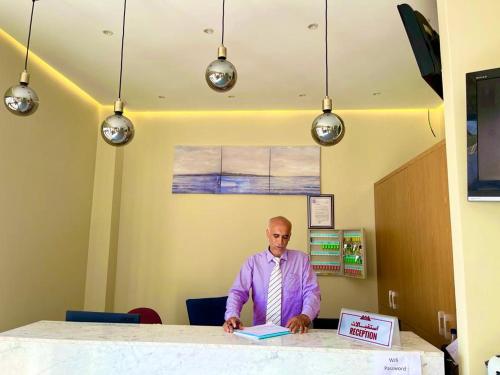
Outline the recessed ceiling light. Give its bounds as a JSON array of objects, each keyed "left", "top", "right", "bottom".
[
  {"left": 372, "top": 92, "right": 382, "bottom": 96},
  {"left": 299, "top": 93, "right": 306, "bottom": 97},
  {"left": 204, "top": 28, "right": 214, "bottom": 34},
  {"left": 102, "top": 30, "right": 114, "bottom": 36},
  {"left": 158, "top": 95, "right": 166, "bottom": 99},
  {"left": 308, "top": 23, "right": 318, "bottom": 30}
]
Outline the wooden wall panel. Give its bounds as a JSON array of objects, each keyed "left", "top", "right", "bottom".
[
  {"left": 374, "top": 141, "right": 456, "bottom": 348},
  {"left": 375, "top": 169, "right": 409, "bottom": 318}
]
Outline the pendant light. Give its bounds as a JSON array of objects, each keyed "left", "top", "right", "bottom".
[
  {"left": 205, "top": 0, "right": 237, "bottom": 92},
  {"left": 4, "top": 0, "right": 40, "bottom": 116},
  {"left": 100, "top": 0, "right": 134, "bottom": 146},
  {"left": 311, "top": 0, "right": 345, "bottom": 146}
]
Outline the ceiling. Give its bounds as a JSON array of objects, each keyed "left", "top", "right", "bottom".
[{"left": 0, "top": 0, "right": 442, "bottom": 111}]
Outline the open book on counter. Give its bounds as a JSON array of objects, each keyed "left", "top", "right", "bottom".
[{"left": 233, "top": 323, "right": 291, "bottom": 340}]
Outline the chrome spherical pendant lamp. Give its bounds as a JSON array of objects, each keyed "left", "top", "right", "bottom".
[
  {"left": 100, "top": 0, "right": 134, "bottom": 146},
  {"left": 205, "top": 0, "right": 237, "bottom": 92},
  {"left": 4, "top": 0, "right": 40, "bottom": 116},
  {"left": 311, "top": 97, "right": 345, "bottom": 146},
  {"left": 101, "top": 99, "right": 134, "bottom": 146},
  {"left": 311, "top": 0, "right": 345, "bottom": 146}
]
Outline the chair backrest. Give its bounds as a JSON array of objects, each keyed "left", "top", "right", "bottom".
[
  {"left": 66, "top": 310, "right": 140, "bottom": 324},
  {"left": 312, "top": 317, "right": 339, "bottom": 329},
  {"left": 186, "top": 296, "right": 228, "bottom": 326},
  {"left": 128, "top": 307, "right": 162, "bottom": 324},
  {"left": 313, "top": 317, "right": 402, "bottom": 330}
]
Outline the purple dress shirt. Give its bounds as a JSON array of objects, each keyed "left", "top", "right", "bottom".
[{"left": 225, "top": 249, "right": 321, "bottom": 326}]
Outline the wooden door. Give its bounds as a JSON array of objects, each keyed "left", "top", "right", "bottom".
[
  {"left": 375, "top": 168, "right": 409, "bottom": 320},
  {"left": 405, "top": 142, "right": 456, "bottom": 347}
]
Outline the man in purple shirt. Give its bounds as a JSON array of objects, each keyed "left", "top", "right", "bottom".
[{"left": 223, "top": 216, "right": 321, "bottom": 334}]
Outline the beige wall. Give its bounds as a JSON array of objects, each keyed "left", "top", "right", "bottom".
[
  {"left": 87, "top": 108, "right": 444, "bottom": 325},
  {"left": 84, "top": 105, "right": 124, "bottom": 312},
  {"left": 0, "top": 30, "right": 99, "bottom": 331},
  {"left": 437, "top": 1, "right": 500, "bottom": 373}
]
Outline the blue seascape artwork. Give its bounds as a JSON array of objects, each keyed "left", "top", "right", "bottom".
[
  {"left": 270, "top": 176, "right": 320, "bottom": 195},
  {"left": 172, "top": 145, "right": 320, "bottom": 195},
  {"left": 172, "top": 174, "right": 221, "bottom": 194},
  {"left": 221, "top": 175, "right": 270, "bottom": 194},
  {"left": 172, "top": 146, "right": 221, "bottom": 194}
]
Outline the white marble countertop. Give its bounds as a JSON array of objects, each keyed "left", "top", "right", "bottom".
[
  {"left": 0, "top": 321, "right": 444, "bottom": 375},
  {"left": 0, "top": 321, "right": 441, "bottom": 354}
]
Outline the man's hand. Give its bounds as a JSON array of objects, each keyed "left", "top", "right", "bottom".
[
  {"left": 223, "top": 317, "right": 243, "bottom": 333},
  {"left": 285, "top": 314, "right": 311, "bottom": 334}
]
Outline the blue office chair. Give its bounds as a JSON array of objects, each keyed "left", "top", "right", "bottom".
[
  {"left": 186, "top": 296, "right": 228, "bottom": 326},
  {"left": 312, "top": 317, "right": 339, "bottom": 329},
  {"left": 66, "top": 310, "right": 140, "bottom": 324},
  {"left": 313, "top": 317, "right": 402, "bottom": 330}
]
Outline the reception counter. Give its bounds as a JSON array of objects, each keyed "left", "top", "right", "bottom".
[{"left": 0, "top": 321, "right": 443, "bottom": 374}]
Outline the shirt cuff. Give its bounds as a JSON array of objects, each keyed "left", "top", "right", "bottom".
[
  {"left": 300, "top": 308, "right": 316, "bottom": 323},
  {"left": 224, "top": 311, "right": 240, "bottom": 321}
]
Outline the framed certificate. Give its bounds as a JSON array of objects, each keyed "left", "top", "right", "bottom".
[{"left": 307, "top": 194, "right": 334, "bottom": 228}]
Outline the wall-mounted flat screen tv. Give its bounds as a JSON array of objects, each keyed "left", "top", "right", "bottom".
[
  {"left": 397, "top": 3, "right": 443, "bottom": 99},
  {"left": 466, "top": 67, "right": 500, "bottom": 201}
]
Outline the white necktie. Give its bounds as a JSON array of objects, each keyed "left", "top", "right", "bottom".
[{"left": 266, "top": 257, "right": 282, "bottom": 326}]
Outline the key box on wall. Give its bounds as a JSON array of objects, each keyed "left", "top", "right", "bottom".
[{"left": 308, "top": 228, "right": 366, "bottom": 279}]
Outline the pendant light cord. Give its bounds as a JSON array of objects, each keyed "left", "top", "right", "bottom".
[
  {"left": 325, "top": 0, "right": 329, "bottom": 97},
  {"left": 24, "top": 0, "right": 37, "bottom": 71},
  {"left": 221, "top": 0, "right": 225, "bottom": 45},
  {"left": 118, "top": 0, "right": 128, "bottom": 100}
]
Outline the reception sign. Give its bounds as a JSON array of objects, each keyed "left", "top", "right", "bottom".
[{"left": 337, "top": 308, "right": 400, "bottom": 348}]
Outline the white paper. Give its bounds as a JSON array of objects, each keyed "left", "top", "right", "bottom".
[
  {"left": 310, "top": 196, "right": 332, "bottom": 226},
  {"left": 446, "top": 339, "right": 459, "bottom": 364},
  {"left": 373, "top": 352, "right": 422, "bottom": 375}
]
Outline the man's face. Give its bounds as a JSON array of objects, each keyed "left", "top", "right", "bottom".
[{"left": 266, "top": 221, "right": 291, "bottom": 257}]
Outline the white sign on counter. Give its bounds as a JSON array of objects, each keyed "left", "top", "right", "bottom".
[
  {"left": 337, "top": 308, "right": 400, "bottom": 348},
  {"left": 373, "top": 352, "right": 422, "bottom": 375}
]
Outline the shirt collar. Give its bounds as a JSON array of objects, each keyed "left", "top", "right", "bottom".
[{"left": 265, "top": 247, "right": 288, "bottom": 262}]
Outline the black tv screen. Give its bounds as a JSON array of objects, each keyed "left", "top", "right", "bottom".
[
  {"left": 466, "top": 67, "right": 500, "bottom": 201},
  {"left": 397, "top": 3, "right": 443, "bottom": 99}
]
